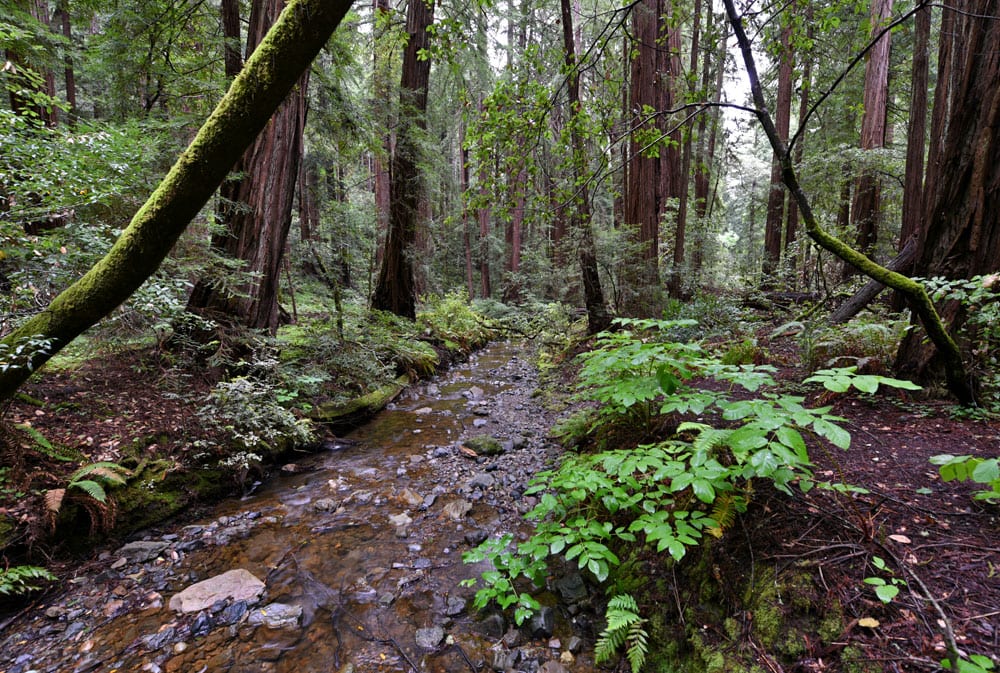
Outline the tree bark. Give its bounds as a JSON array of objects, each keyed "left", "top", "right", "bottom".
[
  {"left": 724, "top": 0, "right": 977, "bottom": 406},
  {"left": 623, "top": 0, "right": 664, "bottom": 315},
  {"left": 895, "top": 0, "right": 1000, "bottom": 390},
  {"left": 186, "top": 0, "right": 310, "bottom": 333},
  {"left": 829, "top": 237, "right": 917, "bottom": 324},
  {"left": 0, "top": 0, "right": 355, "bottom": 401},
  {"left": 762, "top": 17, "right": 793, "bottom": 280},
  {"left": 845, "top": 0, "right": 893, "bottom": 276},
  {"left": 371, "top": 0, "right": 435, "bottom": 319},
  {"left": 561, "top": 0, "right": 610, "bottom": 334}
]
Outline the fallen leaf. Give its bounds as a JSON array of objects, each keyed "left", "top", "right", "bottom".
[
  {"left": 858, "top": 617, "right": 880, "bottom": 628},
  {"left": 889, "top": 534, "right": 912, "bottom": 544}
]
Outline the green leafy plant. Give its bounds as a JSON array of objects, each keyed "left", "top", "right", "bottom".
[
  {"left": 0, "top": 565, "right": 57, "bottom": 596},
  {"left": 45, "top": 461, "right": 132, "bottom": 514},
  {"left": 804, "top": 366, "right": 921, "bottom": 394},
  {"left": 417, "top": 291, "right": 494, "bottom": 351},
  {"left": 941, "top": 654, "right": 996, "bottom": 673},
  {"left": 0, "top": 335, "right": 52, "bottom": 374},
  {"left": 463, "top": 320, "right": 906, "bottom": 624},
  {"left": 863, "top": 556, "right": 906, "bottom": 603},
  {"left": 929, "top": 454, "right": 1000, "bottom": 503},
  {"left": 595, "top": 593, "right": 649, "bottom": 671},
  {"left": 922, "top": 274, "right": 1000, "bottom": 412},
  {"left": 460, "top": 534, "right": 544, "bottom": 625}
]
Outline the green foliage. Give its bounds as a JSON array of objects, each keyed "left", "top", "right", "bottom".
[
  {"left": 200, "top": 369, "right": 315, "bottom": 454},
  {"left": 941, "top": 654, "right": 997, "bottom": 673},
  {"left": 417, "top": 291, "right": 494, "bottom": 350},
  {"left": 595, "top": 593, "right": 649, "bottom": 671},
  {"left": 66, "top": 461, "right": 131, "bottom": 503},
  {"left": 798, "top": 314, "right": 909, "bottom": 373},
  {"left": 459, "top": 534, "right": 544, "bottom": 626},
  {"left": 0, "top": 336, "right": 52, "bottom": 374},
  {"left": 929, "top": 454, "right": 1000, "bottom": 503},
  {"left": 863, "top": 556, "right": 906, "bottom": 603},
  {"left": 464, "top": 319, "right": 885, "bottom": 623},
  {"left": 804, "top": 366, "right": 921, "bottom": 394},
  {"left": 923, "top": 275, "right": 1000, "bottom": 412},
  {"left": 0, "top": 565, "right": 57, "bottom": 597}
]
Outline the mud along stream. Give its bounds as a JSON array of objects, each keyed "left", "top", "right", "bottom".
[{"left": 0, "top": 342, "right": 602, "bottom": 673}]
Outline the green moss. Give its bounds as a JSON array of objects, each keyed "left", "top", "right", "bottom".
[
  {"left": 840, "top": 645, "right": 880, "bottom": 673},
  {"left": 310, "top": 374, "right": 410, "bottom": 428},
  {"left": 463, "top": 435, "right": 504, "bottom": 456}
]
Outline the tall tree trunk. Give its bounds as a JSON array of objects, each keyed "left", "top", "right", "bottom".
[
  {"left": 895, "top": 0, "right": 1000, "bottom": 388},
  {"left": 0, "top": 0, "right": 354, "bottom": 401},
  {"left": 372, "top": 0, "right": 435, "bottom": 319},
  {"left": 762, "top": 17, "right": 793, "bottom": 280},
  {"left": 784, "top": 8, "right": 813, "bottom": 278},
  {"left": 899, "top": 2, "right": 930, "bottom": 249},
  {"left": 186, "top": 0, "right": 309, "bottom": 333},
  {"left": 561, "top": 0, "right": 610, "bottom": 334},
  {"left": 623, "top": 0, "right": 664, "bottom": 315},
  {"left": 667, "top": 0, "right": 702, "bottom": 299},
  {"left": 54, "top": 0, "right": 76, "bottom": 122},
  {"left": 692, "top": 19, "right": 725, "bottom": 279},
  {"left": 7, "top": 0, "right": 58, "bottom": 126},
  {"left": 372, "top": 0, "right": 393, "bottom": 273},
  {"left": 845, "top": 0, "right": 893, "bottom": 276}
]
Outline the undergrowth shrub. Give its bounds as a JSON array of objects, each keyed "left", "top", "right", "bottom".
[
  {"left": 464, "top": 318, "right": 918, "bottom": 642},
  {"left": 922, "top": 274, "right": 1000, "bottom": 413},
  {"left": 199, "top": 352, "right": 314, "bottom": 455},
  {"left": 417, "top": 291, "right": 493, "bottom": 350},
  {"left": 798, "top": 312, "right": 909, "bottom": 373}
]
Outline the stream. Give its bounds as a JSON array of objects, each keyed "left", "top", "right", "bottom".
[{"left": 0, "top": 342, "right": 600, "bottom": 673}]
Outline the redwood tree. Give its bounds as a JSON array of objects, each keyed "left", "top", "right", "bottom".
[
  {"left": 845, "top": 0, "right": 892, "bottom": 275},
  {"left": 896, "top": 0, "right": 1000, "bottom": 385},
  {"left": 371, "top": 0, "right": 435, "bottom": 319},
  {"left": 561, "top": 0, "right": 610, "bottom": 334},
  {"left": 187, "top": 0, "right": 310, "bottom": 333}
]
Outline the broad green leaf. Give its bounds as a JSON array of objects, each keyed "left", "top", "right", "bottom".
[
  {"left": 813, "top": 418, "right": 851, "bottom": 449},
  {"left": 874, "top": 584, "right": 899, "bottom": 603}
]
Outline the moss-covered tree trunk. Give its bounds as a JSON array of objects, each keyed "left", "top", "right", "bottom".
[
  {"left": 0, "top": 0, "right": 355, "bottom": 402},
  {"left": 724, "top": 0, "right": 978, "bottom": 406}
]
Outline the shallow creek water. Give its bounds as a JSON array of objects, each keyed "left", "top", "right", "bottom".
[{"left": 2, "top": 342, "right": 598, "bottom": 673}]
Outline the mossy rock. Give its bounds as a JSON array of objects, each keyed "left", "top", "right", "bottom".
[
  {"left": 463, "top": 435, "right": 504, "bottom": 456},
  {"left": 111, "top": 466, "right": 232, "bottom": 536},
  {"left": 310, "top": 374, "right": 411, "bottom": 428}
]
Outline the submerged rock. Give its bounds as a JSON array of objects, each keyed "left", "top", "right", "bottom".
[
  {"left": 415, "top": 625, "right": 445, "bottom": 649},
  {"left": 168, "top": 569, "right": 266, "bottom": 614}
]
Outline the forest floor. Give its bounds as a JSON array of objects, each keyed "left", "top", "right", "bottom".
[{"left": 0, "top": 325, "right": 998, "bottom": 671}]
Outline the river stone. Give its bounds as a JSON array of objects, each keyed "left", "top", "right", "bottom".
[
  {"left": 464, "top": 528, "right": 488, "bottom": 546},
  {"left": 119, "top": 540, "right": 170, "bottom": 563},
  {"left": 388, "top": 512, "right": 412, "bottom": 537},
  {"left": 415, "top": 625, "right": 445, "bottom": 649},
  {"left": 247, "top": 602, "right": 303, "bottom": 629},
  {"left": 528, "top": 606, "right": 555, "bottom": 638},
  {"left": 442, "top": 499, "right": 472, "bottom": 521},
  {"left": 399, "top": 488, "right": 424, "bottom": 506},
  {"left": 554, "top": 573, "right": 588, "bottom": 603},
  {"left": 466, "top": 473, "right": 495, "bottom": 490},
  {"left": 168, "top": 569, "right": 265, "bottom": 613},
  {"left": 445, "top": 595, "right": 466, "bottom": 616},
  {"left": 464, "top": 435, "right": 504, "bottom": 456}
]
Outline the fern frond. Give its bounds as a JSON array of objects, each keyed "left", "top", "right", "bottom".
[
  {"left": 626, "top": 619, "right": 649, "bottom": 671},
  {"left": 44, "top": 488, "right": 65, "bottom": 513},
  {"left": 71, "top": 461, "right": 131, "bottom": 484},
  {"left": 68, "top": 479, "right": 107, "bottom": 503},
  {"left": 595, "top": 625, "right": 627, "bottom": 664},
  {"left": 708, "top": 492, "right": 737, "bottom": 537}
]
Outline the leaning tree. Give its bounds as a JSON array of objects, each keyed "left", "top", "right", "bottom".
[{"left": 0, "top": 0, "right": 355, "bottom": 402}]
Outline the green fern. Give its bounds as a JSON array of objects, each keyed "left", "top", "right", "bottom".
[
  {"left": 68, "top": 462, "right": 131, "bottom": 503},
  {"left": 595, "top": 594, "right": 649, "bottom": 671},
  {"left": 0, "top": 565, "right": 57, "bottom": 596}
]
